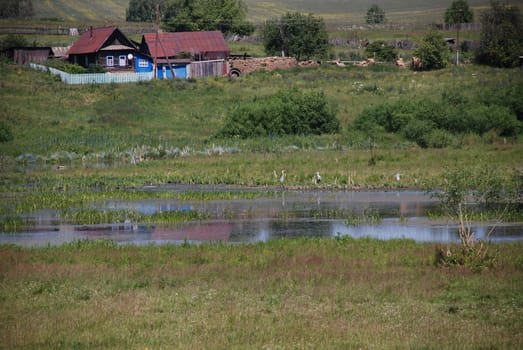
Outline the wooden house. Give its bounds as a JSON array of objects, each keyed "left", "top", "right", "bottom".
[
  {"left": 140, "top": 31, "right": 230, "bottom": 79},
  {"left": 67, "top": 26, "right": 140, "bottom": 71}
]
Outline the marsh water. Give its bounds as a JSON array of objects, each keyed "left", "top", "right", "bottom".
[{"left": 1, "top": 187, "right": 522, "bottom": 247}]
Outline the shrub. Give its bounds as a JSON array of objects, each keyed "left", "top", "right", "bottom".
[
  {"left": 0, "top": 121, "right": 13, "bottom": 143},
  {"left": 412, "top": 31, "right": 449, "bottom": 71},
  {"left": 365, "top": 40, "right": 397, "bottom": 62},
  {"left": 86, "top": 64, "right": 105, "bottom": 73},
  {"left": 46, "top": 60, "right": 86, "bottom": 74},
  {"left": 217, "top": 88, "right": 339, "bottom": 138},
  {"left": 466, "top": 105, "right": 520, "bottom": 136},
  {"left": 402, "top": 118, "right": 434, "bottom": 148}
]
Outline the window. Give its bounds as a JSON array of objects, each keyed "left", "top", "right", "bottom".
[
  {"left": 106, "top": 56, "right": 114, "bottom": 67},
  {"left": 119, "top": 55, "right": 127, "bottom": 67},
  {"left": 138, "top": 58, "right": 148, "bottom": 68}
]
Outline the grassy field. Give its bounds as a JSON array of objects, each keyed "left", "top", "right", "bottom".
[
  {"left": 1, "top": 239, "right": 522, "bottom": 349},
  {"left": 1, "top": 59, "right": 522, "bottom": 188},
  {"left": 20, "top": 0, "right": 506, "bottom": 24}
]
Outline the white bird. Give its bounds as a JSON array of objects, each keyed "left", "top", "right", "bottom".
[
  {"left": 394, "top": 173, "right": 401, "bottom": 182},
  {"left": 314, "top": 171, "right": 322, "bottom": 185},
  {"left": 279, "top": 170, "right": 286, "bottom": 186}
]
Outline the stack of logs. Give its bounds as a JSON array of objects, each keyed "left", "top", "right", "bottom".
[{"left": 229, "top": 57, "right": 319, "bottom": 76}]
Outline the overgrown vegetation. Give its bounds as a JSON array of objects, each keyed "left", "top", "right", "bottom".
[
  {"left": 352, "top": 84, "right": 522, "bottom": 148},
  {"left": 216, "top": 88, "right": 340, "bottom": 138},
  {"left": 432, "top": 165, "right": 522, "bottom": 271}
]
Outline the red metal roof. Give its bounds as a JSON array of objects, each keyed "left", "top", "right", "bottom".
[
  {"left": 143, "top": 31, "right": 229, "bottom": 59},
  {"left": 67, "top": 26, "right": 123, "bottom": 55}
]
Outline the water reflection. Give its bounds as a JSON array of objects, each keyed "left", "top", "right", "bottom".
[{"left": 1, "top": 190, "right": 522, "bottom": 247}]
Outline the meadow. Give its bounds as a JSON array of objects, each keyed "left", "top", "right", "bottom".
[
  {"left": 1, "top": 238, "right": 522, "bottom": 349},
  {"left": 1, "top": 58, "right": 522, "bottom": 188},
  {"left": 1, "top": 4, "right": 523, "bottom": 348}
]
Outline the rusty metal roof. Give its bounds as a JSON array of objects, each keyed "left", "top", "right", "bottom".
[
  {"left": 67, "top": 26, "right": 136, "bottom": 55},
  {"left": 143, "top": 31, "right": 229, "bottom": 59}
]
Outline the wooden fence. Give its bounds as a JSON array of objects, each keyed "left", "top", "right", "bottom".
[{"left": 190, "top": 60, "right": 228, "bottom": 78}]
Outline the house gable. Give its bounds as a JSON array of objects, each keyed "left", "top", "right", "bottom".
[{"left": 67, "top": 26, "right": 139, "bottom": 69}]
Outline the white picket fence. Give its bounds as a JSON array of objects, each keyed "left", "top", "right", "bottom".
[{"left": 30, "top": 63, "right": 154, "bottom": 84}]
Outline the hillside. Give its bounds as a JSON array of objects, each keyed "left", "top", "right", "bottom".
[{"left": 30, "top": 0, "right": 501, "bottom": 24}]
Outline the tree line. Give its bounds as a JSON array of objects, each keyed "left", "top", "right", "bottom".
[{"left": 126, "top": 0, "right": 522, "bottom": 69}]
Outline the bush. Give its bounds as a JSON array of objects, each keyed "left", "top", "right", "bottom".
[
  {"left": 466, "top": 105, "right": 520, "bottom": 136},
  {"left": 365, "top": 40, "right": 397, "bottom": 62},
  {"left": 402, "top": 118, "right": 434, "bottom": 148},
  {"left": 46, "top": 60, "right": 86, "bottom": 74},
  {"left": 352, "top": 87, "right": 522, "bottom": 148},
  {"left": 217, "top": 88, "right": 339, "bottom": 138},
  {"left": 412, "top": 31, "right": 449, "bottom": 71}
]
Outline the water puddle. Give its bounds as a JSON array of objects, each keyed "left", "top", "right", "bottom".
[{"left": 1, "top": 190, "right": 522, "bottom": 246}]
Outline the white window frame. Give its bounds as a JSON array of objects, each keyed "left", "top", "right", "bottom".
[
  {"left": 119, "top": 55, "right": 127, "bottom": 67},
  {"left": 106, "top": 55, "right": 114, "bottom": 67},
  {"left": 138, "top": 58, "right": 148, "bottom": 68}
]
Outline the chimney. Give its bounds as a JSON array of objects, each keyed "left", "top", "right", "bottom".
[{"left": 89, "top": 26, "right": 93, "bottom": 39}]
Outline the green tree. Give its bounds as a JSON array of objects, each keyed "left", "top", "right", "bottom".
[
  {"left": 366, "top": 4, "right": 386, "bottom": 24},
  {"left": 444, "top": 0, "right": 473, "bottom": 65},
  {"left": 0, "top": 34, "right": 29, "bottom": 51},
  {"left": 162, "top": 0, "right": 254, "bottom": 36},
  {"left": 261, "top": 12, "right": 329, "bottom": 61},
  {"left": 412, "top": 31, "right": 449, "bottom": 71},
  {"left": 0, "top": 0, "right": 33, "bottom": 19},
  {"left": 475, "top": 1, "right": 523, "bottom": 68},
  {"left": 126, "top": 0, "right": 162, "bottom": 22}
]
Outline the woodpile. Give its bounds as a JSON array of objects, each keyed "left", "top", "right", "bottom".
[
  {"left": 396, "top": 57, "right": 406, "bottom": 68},
  {"left": 353, "top": 58, "right": 375, "bottom": 67},
  {"left": 229, "top": 57, "right": 298, "bottom": 76}
]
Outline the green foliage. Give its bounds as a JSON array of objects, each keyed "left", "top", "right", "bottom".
[
  {"left": 0, "top": 34, "right": 29, "bottom": 51},
  {"left": 0, "top": 121, "right": 13, "bottom": 143},
  {"left": 366, "top": 4, "right": 386, "bottom": 24},
  {"left": 444, "top": 0, "right": 473, "bottom": 24},
  {"left": 353, "top": 87, "right": 522, "bottom": 148},
  {"left": 261, "top": 12, "right": 329, "bottom": 61},
  {"left": 476, "top": 1, "right": 523, "bottom": 68},
  {"left": 412, "top": 31, "right": 449, "bottom": 71},
  {"left": 86, "top": 64, "right": 105, "bottom": 73},
  {"left": 126, "top": 0, "right": 161, "bottom": 22},
  {"left": 0, "top": 0, "right": 33, "bottom": 19},
  {"left": 365, "top": 40, "right": 397, "bottom": 62},
  {"left": 217, "top": 88, "right": 339, "bottom": 138},
  {"left": 45, "top": 60, "right": 86, "bottom": 73},
  {"left": 161, "top": 0, "right": 254, "bottom": 35}
]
